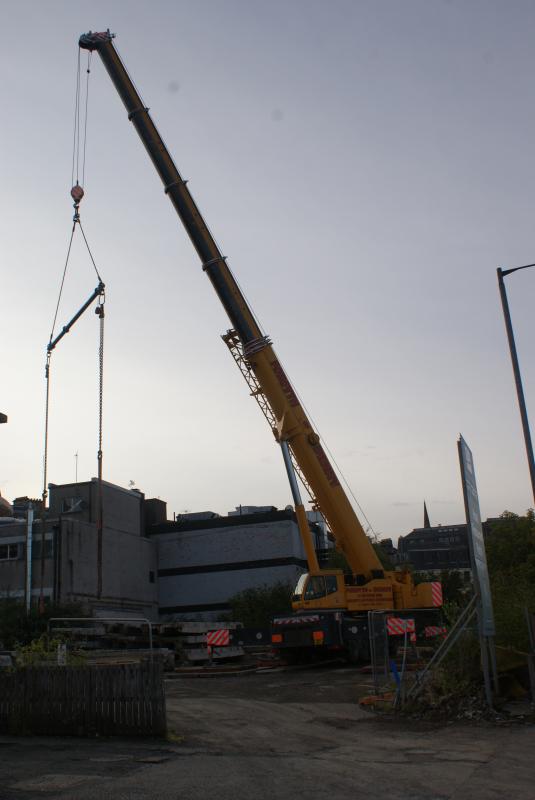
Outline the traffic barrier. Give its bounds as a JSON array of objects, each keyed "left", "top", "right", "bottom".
[
  {"left": 386, "top": 617, "right": 416, "bottom": 642},
  {"left": 206, "top": 629, "right": 230, "bottom": 647},
  {"left": 424, "top": 625, "right": 447, "bottom": 638},
  {"left": 431, "top": 582, "right": 443, "bottom": 606}
]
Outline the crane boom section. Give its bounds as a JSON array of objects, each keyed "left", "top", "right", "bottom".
[{"left": 80, "top": 31, "right": 383, "bottom": 578}]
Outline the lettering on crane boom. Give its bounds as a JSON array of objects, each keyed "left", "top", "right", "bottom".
[
  {"left": 271, "top": 360, "right": 300, "bottom": 408},
  {"left": 314, "top": 444, "right": 340, "bottom": 487}
]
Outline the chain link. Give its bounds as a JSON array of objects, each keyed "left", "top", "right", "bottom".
[{"left": 97, "top": 298, "right": 105, "bottom": 469}]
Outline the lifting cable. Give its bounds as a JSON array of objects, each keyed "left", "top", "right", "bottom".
[{"left": 40, "top": 49, "right": 106, "bottom": 608}]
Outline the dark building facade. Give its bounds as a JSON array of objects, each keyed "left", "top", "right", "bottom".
[
  {"left": 397, "top": 518, "right": 499, "bottom": 576},
  {"left": 149, "top": 508, "right": 326, "bottom": 619},
  {"left": 2, "top": 484, "right": 330, "bottom": 622}
]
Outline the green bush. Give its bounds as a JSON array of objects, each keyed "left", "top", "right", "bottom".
[
  {"left": 0, "top": 600, "right": 88, "bottom": 650},
  {"left": 14, "top": 633, "right": 86, "bottom": 667},
  {"left": 228, "top": 582, "right": 293, "bottom": 628}
]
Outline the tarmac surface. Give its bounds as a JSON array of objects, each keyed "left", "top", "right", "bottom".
[{"left": 0, "top": 664, "right": 534, "bottom": 799}]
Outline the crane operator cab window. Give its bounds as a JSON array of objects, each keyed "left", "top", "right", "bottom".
[{"left": 301, "top": 574, "right": 339, "bottom": 601}]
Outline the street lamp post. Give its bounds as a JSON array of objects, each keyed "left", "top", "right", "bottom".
[{"left": 497, "top": 264, "right": 535, "bottom": 504}]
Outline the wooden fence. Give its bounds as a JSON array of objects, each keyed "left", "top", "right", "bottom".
[{"left": 0, "top": 661, "right": 166, "bottom": 736}]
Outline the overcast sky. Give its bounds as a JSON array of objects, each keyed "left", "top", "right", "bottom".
[{"left": 2, "top": 0, "right": 534, "bottom": 540}]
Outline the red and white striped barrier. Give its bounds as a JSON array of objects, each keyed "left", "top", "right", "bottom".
[
  {"left": 386, "top": 617, "right": 416, "bottom": 642},
  {"left": 424, "top": 626, "right": 447, "bottom": 638},
  {"left": 431, "top": 582, "right": 443, "bottom": 607},
  {"left": 206, "top": 629, "right": 230, "bottom": 647}
]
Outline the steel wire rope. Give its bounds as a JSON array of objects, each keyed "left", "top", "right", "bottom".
[
  {"left": 39, "top": 353, "right": 52, "bottom": 610},
  {"left": 168, "top": 157, "right": 373, "bottom": 533},
  {"left": 48, "top": 222, "right": 77, "bottom": 344},
  {"left": 227, "top": 263, "right": 377, "bottom": 538},
  {"left": 287, "top": 380, "right": 378, "bottom": 539},
  {"left": 225, "top": 261, "right": 267, "bottom": 339},
  {"left": 71, "top": 48, "right": 81, "bottom": 187},
  {"left": 97, "top": 295, "right": 105, "bottom": 470},
  {"left": 111, "top": 40, "right": 265, "bottom": 342},
  {"left": 42, "top": 359, "right": 51, "bottom": 501},
  {"left": 114, "top": 42, "right": 148, "bottom": 109},
  {"left": 203, "top": 216, "right": 268, "bottom": 340},
  {"left": 40, "top": 44, "right": 105, "bottom": 610},
  {"left": 202, "top": 218, "right": 376, "bottom": 535},
  {"left": 98, "top": 304, "right": 105, "bottom": 462},
  {"left": 85, "top": 40, "right": 373, "bottom": 538},
  {"left": 96, "top": 294, "right": 105, "bottom": 598},
  {"left": 81, "top": 51, "right": 92, "bottom": 187},
  {"left": 78, "top": 221, "right": 103, "bottom": 282}
]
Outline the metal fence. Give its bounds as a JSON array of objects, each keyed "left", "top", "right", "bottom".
[
  {"left": 0, "top": 661, "right": 166, "bottom": 736},
  {"left": 368, "top": 611, "right": 390, "bottom": 694}
]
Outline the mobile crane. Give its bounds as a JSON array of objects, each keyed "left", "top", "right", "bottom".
[{"left": 79, "top": 31, "right": 442, "bottom": 659}]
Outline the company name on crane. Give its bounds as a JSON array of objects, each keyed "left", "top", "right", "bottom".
[{"left": 270, "top": 360, "right": 300, "bottom": 408}]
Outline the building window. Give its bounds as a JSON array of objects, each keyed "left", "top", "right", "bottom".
[
  {"left": 149, "top": 571, "right": 155, "bottom": 584},
  {"left": 0, "top": 543, "right": 20, "bottom": 560}
]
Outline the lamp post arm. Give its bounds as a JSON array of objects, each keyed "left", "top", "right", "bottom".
[{"left": 497, "top": 267, "right": 535, "bottom": 504}]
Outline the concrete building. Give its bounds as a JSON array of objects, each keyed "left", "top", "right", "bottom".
[
  {"left": 1, "top": 481, "right": 332, "bottom": 623},
  {"left": 0, "top": 479, "right": 158, "bottom": 619},
  {"left": 12, "top": 496, "right": 44, "bottom": 518},
  {"left": 0, "top": 517, "right": 27, "bottom": 598},
  {"left": 150, "top": 507, "right": 325, "bottom": 620}
]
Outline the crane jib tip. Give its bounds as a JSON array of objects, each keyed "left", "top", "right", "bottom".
[{"left": 79, "top": 30, "right": 115, "bottom": 51}]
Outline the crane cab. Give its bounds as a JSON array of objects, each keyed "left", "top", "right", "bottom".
[{"left": 291, "top": 571, "right": 346, "bottom": 611}]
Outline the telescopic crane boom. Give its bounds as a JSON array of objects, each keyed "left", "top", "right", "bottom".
[{"left": 79, "top": 31, "right": 439, "bottom": 619}]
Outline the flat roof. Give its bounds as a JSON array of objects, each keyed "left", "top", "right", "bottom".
[{"left": 148, "top": 508, "right": 298, "bottom": 536}]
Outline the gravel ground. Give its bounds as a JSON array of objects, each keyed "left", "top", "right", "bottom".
[{"left": 0, "top": 665, "right": 533, "bottom": 799}]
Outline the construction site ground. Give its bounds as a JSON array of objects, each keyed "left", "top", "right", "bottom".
[{"left": 0, "top": 664, "right": 533, "bottom": 799}]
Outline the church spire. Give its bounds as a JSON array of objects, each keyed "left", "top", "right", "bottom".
[{"left": 424, "top": 500, "right": 431, "bottom": 529}]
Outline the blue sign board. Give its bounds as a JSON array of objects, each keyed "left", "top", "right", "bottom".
[{"left": 458, "top": 435, "right": 495, "bottom": 636}]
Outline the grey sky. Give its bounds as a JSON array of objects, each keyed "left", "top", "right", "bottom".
[{"left": 2, "top": 0, "right": 534, "bottom": 540}]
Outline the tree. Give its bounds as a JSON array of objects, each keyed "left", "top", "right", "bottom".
[
  {"left": 437, "top": 569, "right": 467, "bottom": 606},
  {"left": 485, "top": 509, "right": 535, "bottom": 652},
  {"left": 228, "top": 583, "right": 293, "bottom": 628},
  {"left": 325, "top": 541, "right": 394, "bottom": 572}
]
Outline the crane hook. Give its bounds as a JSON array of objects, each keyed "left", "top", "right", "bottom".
[{"left": 71, "top": 183, "right": 84, "bottom": 222}]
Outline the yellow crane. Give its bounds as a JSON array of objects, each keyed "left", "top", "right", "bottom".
[{"left": 79, "top": 30, "right": 441, "bottom": 658}]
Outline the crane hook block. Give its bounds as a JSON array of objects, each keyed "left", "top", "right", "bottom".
[{"left": 71, "top": 184, "right": 84, "bottom": 204}]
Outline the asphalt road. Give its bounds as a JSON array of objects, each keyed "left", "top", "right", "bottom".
[{"left": 0, "top": 665, "right": 533, "bottom": 799}]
